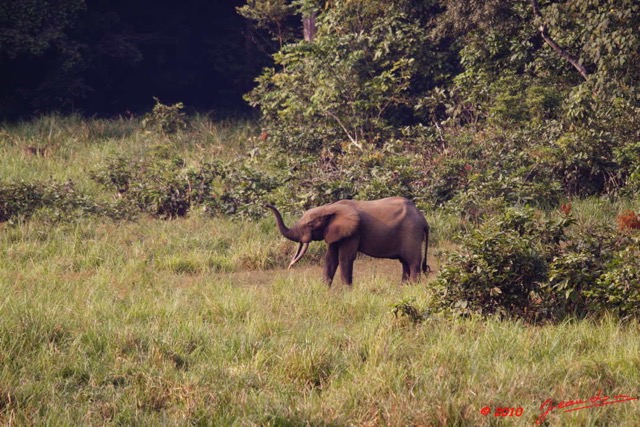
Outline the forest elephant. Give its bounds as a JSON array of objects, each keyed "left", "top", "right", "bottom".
[{"left": 266, "top": 197, "right": 430, "bottom": 286}]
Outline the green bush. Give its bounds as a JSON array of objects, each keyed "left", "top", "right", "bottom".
[
  {"left": 257, "top": 141, "right": 426, "bottom": 213},
  {"left": 0, "top": 180, "right": 100, "bottom": 223},
  {"left": 433, "top": 207, "right": 571, "bottom": 320},
  {"left": 91, "top": 147, "right": 194, "bottom": 219},
  {"left": 433, "top": 204, "right": 640, "bottom": 321},
  {"left": 546, "top": 129, "right": 622, "bottom": 196},
  {"left": 545, "top": 226, "right": 617, "bottom": 317},
  {"left": 589, "top": 238, "right": 640, "bottom": 319},
  {"left": 548, "top": 227, "right": 640, "bottom": 320},
  {"left": 91, "top": 146, "right": 285, "bottom": 220},
  {"left": 423, "top": 129, "right": 563, "bottom": 212},
  {"left": 141, "top": 98, "right": 188, "bottom": 135},
  {"left": 202, "top": 161, "right": 284, "bottom": 219},
  {"left": 615, "top": 141, "right": 640, "bottom": 194}
]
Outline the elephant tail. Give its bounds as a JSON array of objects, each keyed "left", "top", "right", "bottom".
[{"left": 422, "top": 225, "right": 431, "bottom": 274}]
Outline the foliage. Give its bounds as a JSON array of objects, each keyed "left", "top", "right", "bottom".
[
  {"left": 246, "top": 0, "right": 437, "bottom": 153},
  {"left": 237, "top": 0, "right": 299, "bottom": 47},
  {"left": 433, "top": 0, "right": 640, "bottom": 121},
  {"left": 0, "top": 0, "right": 88, "bottom": 114},
  {"left": 254, "top": 139, "right": 427, "bottom": 213},
  {"left": 201, "top": 161, "right": 284, "bottom": 219},
  {"left": 434, "top": 204, "right": 640, "bottom": 321},
  {"left": 0, "top": 180, "right": 100, "bottom": 223},
  {"left": 141, "top": 98, "right": 188, "bottom": 135},
  {"left": 90, "top": 144, "right": 284, "bottom": 220},
  {"left": 422, "top": 128, "right": 564, "bottom": 213},
  {"left": 589, "top": 238, "right": 640, "bottom": 319},
  {"left": 0, "top": 1, "right": 256, "bottom": 118},
  {"left": 243, "top": 0, "right": 639, "bottom": 212},
  {"left": 0, "top": 0, "right": 85, "bottom": 59},
  {"left": 546, "top": 225, "right": 620, "bottom": 317},
  {"left": 421, "top": 0, "right": 640, "bottom": 202},
  {"left": 433, "top": 206, "right": 571, "bottom": 320},
  {"left": 91, "top": 147, "right": 197, "bottom": 219}
]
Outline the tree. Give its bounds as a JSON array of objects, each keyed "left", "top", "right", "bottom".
[
  {"left": 244, "top": 0, "right": 440, "bottom": 153},
  {"left": 431, "top": 0, "right": 640, "bottom": 125}
]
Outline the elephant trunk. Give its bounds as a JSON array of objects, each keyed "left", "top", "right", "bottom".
[
  {"left": 265, "top": 204, "right": 300, "bottom": 242},
  {"left": 266, "top": 204, "right": 309, "bottom": 269}
]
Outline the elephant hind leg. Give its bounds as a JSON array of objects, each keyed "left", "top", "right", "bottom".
[
  {"left": 400, "top": 259, "right": 410, "bottom": 283},
  {"left": 409, "top": 262, "right": 422, "bottom": 282},
  {"left": 400, "top": 254, "right": 422, "bottom": 283}
]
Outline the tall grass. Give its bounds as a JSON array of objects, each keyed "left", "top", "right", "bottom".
[
  {"left": 1, "top": 115, "right": 639, "bottom": 425},
  {"left": 2, "top": 213, "right": 639, "bottom": 425},
  {"left": 0, "top": 113, "right": 256, "bottom": 190}
]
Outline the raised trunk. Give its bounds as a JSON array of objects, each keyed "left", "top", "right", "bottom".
[
  {"left": 266, "top": 204, "right": 309, "bottom": 269},
  {"left": 265, "top": 204, "right": 300, "bottom": 241}
]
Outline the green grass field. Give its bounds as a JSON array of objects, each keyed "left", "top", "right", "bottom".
[{"left": 1, "top": 116, "right": 639, "bottom": 425}]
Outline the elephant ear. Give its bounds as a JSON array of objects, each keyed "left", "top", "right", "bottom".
[{"left": 323, "top": 203, "right": 360, "bottom": 244}]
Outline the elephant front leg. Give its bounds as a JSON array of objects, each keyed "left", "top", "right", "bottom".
[
  {"left": 323, "top": 243, "right": 339, "bottom": 286},
  {"left": 338, "top": 238, "right": 359, "bottom": 286}
]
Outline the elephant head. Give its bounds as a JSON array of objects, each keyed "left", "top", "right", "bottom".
[{"left": 265, "top": 203, "right": 360, "bottom": 269}]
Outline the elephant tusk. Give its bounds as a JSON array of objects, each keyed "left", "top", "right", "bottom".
[{"left": 288, "top": 242, "right": 310, "bottom": 269}]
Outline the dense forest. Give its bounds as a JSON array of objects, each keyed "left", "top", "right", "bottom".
[{"left": 0, "top": 0, "right": 261, "bottom": 117}]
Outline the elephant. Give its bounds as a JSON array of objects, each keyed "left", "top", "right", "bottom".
[{"left": 266, "top": 197, "right": 430, "bottom": 286}]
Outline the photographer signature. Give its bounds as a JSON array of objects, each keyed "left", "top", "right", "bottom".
[{"left": 536, "top": 390, "right": 637, "bottom": 424}]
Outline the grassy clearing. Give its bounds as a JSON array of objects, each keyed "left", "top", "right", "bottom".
[
  {"left": 1, "top": 115, "right": 639, "bottom": 425},
  {"left": 1, "top": 213, "right": 639, "bottom": 426},
  {"left": 0, "top": 114, "right": 256, "bottom": 189}
]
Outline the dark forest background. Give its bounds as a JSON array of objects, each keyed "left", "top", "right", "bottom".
[{"left": 0, "top": 0, "right": 273, "bottom": 118}]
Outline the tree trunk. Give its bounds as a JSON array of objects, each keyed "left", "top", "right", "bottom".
[
  {"left": 530, "top": 0, "right": 588, "bottom": 80},
  {"left": 303, "top": 12, "right": 317, "bottom": 42}
]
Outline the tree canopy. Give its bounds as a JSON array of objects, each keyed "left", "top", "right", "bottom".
[{"left": 239, "top": 0, "right": 639, "bottom": 204}]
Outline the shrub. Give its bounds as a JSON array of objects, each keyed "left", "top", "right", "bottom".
[
  {"left": 433, "top": 204, "right": 640, "bottom": 321},
  {"left": 202, "top": 161, "right": 284, "bottom": 219},
  {"left": 545, "top": 129, "right": 622, "bottom": 196},
  {"left": 549, "top": 228, "right": 640, "bottom": 320},
  {"left": 0, "top": 180, "right": 100, "bottom": 223},
  {"left": 589, "top": 238, "right": 640, "bottom": 319},
  {"left": 91, "top": 147, "right": 194, "bottom": 219},
  {"left": 432, "top": 207, "right": 570, "bottom": 320},
  {"left": 91, "top": 146, "right": 286, "bottom": 220},
  {"left": 545, "top": 226, "right": 618, "bottom": 317},
  {"left": 615, "top": 141, "right": 640, "bottom": 194},
  {"left": 423, "top": 129, "right": 563, "bottom": 212},
  {"left": 259, "top": 141, "right": 428, "bottom": 213},
  {"left": 141, "top": 98, "right": 188, "bottom": 135}
]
